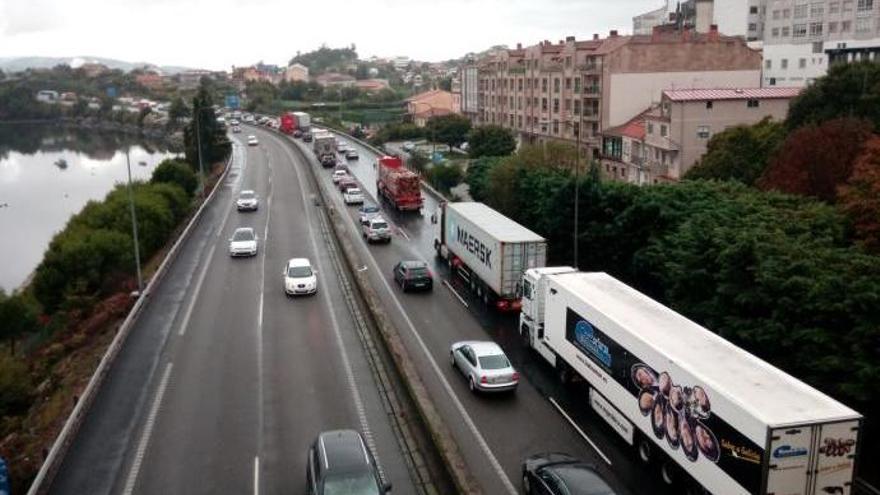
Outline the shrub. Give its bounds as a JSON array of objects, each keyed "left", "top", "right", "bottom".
[
  {"left": 0, "top": 355, "right": 33, "bottom": 416},
  {"left": 152, "top": 159, "right": 197, "bottom": 196}
]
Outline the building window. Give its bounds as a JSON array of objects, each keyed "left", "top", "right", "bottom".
[
  {"left": 829, "top": 21, "right": 838, "bottom": 32},
  {"left": 783, "top": 8, "right": 791, "bottom": 17},
  {"left": 773, "top": 9, "right": 781, "bottom": 18},
  {"left": 565, "top": 56, "right": 572, "bottom": 67},
  {"left": 800, "top": 58, "right": 807, "bottom": 68},
  {"left": 813, "top": 41, "right": 824, "bottom": 53},
  {"left": 766, "top": 59, "right": 773, "bottom": 69},
  {"left": 782, "top": 58, "right": 789, "bottom": 69},
  {"left": 564, "top": 99, "right": 571, "bottom": 111},
  {"left": 783, "top": 26, "right": 791, "bottom": 36},
  {"left": 842, "top": 20, "right": 852, "bottom": 31},
  {"left": 857, "top": 0, "right": 873, "bottom": 11},
  {"left": 856, "top": 17, "right": 872, "bottom": 32},
  {"left": 565, "top": 78, "right": 571, "bottom": 90},
  {"left": 509, "top": 96, "right": 514, "bottom": 107},
  {"left": 647, "top": 122, "right": 654, "bottom": 134},
  {"left": 553, "top": 98, "right": 559, "bottom": 113},
  {"left": 750, "top": 5, "right": 759, "bottom": 13},
  {"left": 518, "top": 79, "right": 523, "bottom": 91},
  {"left": 660, "top": 125, "right": 667, "bottom": 137},
  {"left": 518, "top": 115, "right": 523, "bottom": 128},
  {"left": 552, "top": 120, "right": 559, "bottom": 134},
  {"left": 747, "top": 99, "right": 760, "bottom": 108},
  {"left": 810, "top": 22, "right": 823, "bottom": 36},
  {"left": 554, "top": 78, "right": 560, "bottom": 93},
  {"left": 772, "top": 27, "right": 781, "bottom": 37},
  {"left": 794, "top": 4, "right": 808, "bottom": 18},
  {"left": 830, "top": 1, "right": 840, "bottom": 12},
  {"left": 574, "top": 78, "right": 581, "bottom": 93},
  {"left": 769, "top": 77, "right": 777, "bottom": 85},
  {"left": 794, "top": 23, "right": 808, "bottom": 37},
  {"left": 518, "top": 96, "right": 523, "bottom": 109},
  {"left": 843, "top": 0, "right": 853, "bottom": 12},
  {"left": 697, "top": 125, "right": 711, "bottom": 138},
  {"left": 542, "top": 79, "right": 548, "bottom": 92},
  {"left": 574, "top": 99, "right": 581, "bottom": 115},
  {"left": 706, "top": 100, "right": 714, "bottom": 109},
  {"left": 541, "top": 98, "right": 548, "bottom": 111},
  {"left": 749, "top": 22, "right": 757, "bottom": 31},
  {"left": 811, "top": 2, "right": 824, "bottom": 16}
]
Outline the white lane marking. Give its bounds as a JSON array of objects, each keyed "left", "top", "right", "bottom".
[
  {"left": 253, "top": 456, "right": 260, "bottom": 495},
  {"left": 122, "top": 362, "right": 173, "bottom": 495},
  {"left": 443, "top": 280, "right": 469, "bottom": 308},
  {"left": 217, "top": 142, "right": 248, "bottom": 239},
  {"left": 178, "top": 243, "right": 217, "bottom": 336},
  {"left": 271, "top": 132, "right": 377, "bottom": 466},
  {"left": 278, "top": 133, "right": 517, "bottom": 495},
  {"left": 548, "top": 397, "right": 613, "bottom": 466},
  {"left": 397, "top": 226, "right": 411, "bottom": 241}
]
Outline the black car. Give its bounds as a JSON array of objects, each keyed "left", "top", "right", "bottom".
[
  {"left": 393, "top": 261, "right": 433, "bottom": 292},
  {"left": 522, "top": 453, "right": 617, "bottom": 495},
  {"left": 293, "top": 129, "right": 303, "bottom": 138},
  {"left": 307, "top": 430, "right": 390, "bottom": 495},
  {"left": 302, "top": 132, "right": 313, "bottom": 142}
]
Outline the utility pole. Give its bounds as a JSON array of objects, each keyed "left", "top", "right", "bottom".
[
  {"left": 573, "top": 118, "right": 581, "bottom": 269},
  {"left": 195, "top": 105, "right": 205, "bottom": 197},
  {"left": 125, "top": 149, "right": 143, "bottom": 295}
]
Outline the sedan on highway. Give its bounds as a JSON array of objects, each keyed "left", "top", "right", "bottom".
[
  {"left": 332, "top": 169, "right": 349, "bottom": 184},
  {"left": 343, "top": 187, "right": 364, "bottom": 205},
  {"left": 236, "top": 190, "right": 258, "bottom": 211},
  {"left": 521, "top": 453, "right": 618, "bottom": 495},
  {"left": 283, "top": 258, "right": 317, "bottom": 296},
  {"left": 345, "top": 149, "right": 359, "bottom": 160},
  {"left": 307, "top": 430, "right": 391, "bottom": 495},
  {"left": 358, "top": 204, "right": 381, "bottom": 225},
  {"left": 228, "top": 227, "right": 258, "bottom": 257},
  {"left": 363, "top": 217, "right": 392, "bottom": 244},
  {"left": 450, "top": 341, "right": 518, "bottom": 393},
  {"left": 247, "top": 135, "right": 259, "bottom": 146},
  {"left": 393, "top": 260, "right": 432, "bottom": 291}
]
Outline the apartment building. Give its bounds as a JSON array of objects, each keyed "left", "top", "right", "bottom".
[
  {"left": 600, "top": 87, "right": 799, "bottom": 183},
  {"left": 473, "top": 26, "right": 761, "bottom": 159},
  {"left": 460, "top": 64, "right": 480, "bottom": 121}
]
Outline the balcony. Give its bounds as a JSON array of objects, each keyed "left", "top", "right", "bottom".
[
  {"left": 508, "top": 67, "right": 526, "bottom": 74},
  {"left": 576, "top": 63, "right": 602, "bottom": 74},
  {"left": 583, "top": 86, "right": 601, "bottom": 96}
]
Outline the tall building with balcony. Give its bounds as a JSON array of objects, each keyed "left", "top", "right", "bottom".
[{"left": 473, "top": 27, "right": 761, "bottom": 161}]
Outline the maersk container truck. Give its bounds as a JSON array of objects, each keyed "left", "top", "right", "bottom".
[
  {"left": 432, "top": 202, "right": 546, "bottom": 311},
  {"left": 519, "top": 268, "right": 862, "bottom": 495}
]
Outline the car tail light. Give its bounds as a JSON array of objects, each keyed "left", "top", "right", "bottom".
[
  {"left": 512, "top": 372, "right": 520, "bottom": 382},
  {"left": 496, "top": 300, "right": 509, "bottom": 310},
  {"left": 480, "top": 375, "right": 488, "bottom": 384}
]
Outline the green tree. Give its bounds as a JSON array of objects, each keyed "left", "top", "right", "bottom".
[
  {"left": 152, "top": 158, "right": 198, "bottom": 197},
  {"left": 426, "top": 114, "right": 472, "bottom": 148},
  {"left": 184, "top": 81, "right": 231, "bottom": 174},
  {"left": 464, "top": 156, "right": 503, "bottom": 201},
  {"left": 786, "top": 61, "right": 880, "bottom": 131},
  {"left": 408, "top": 150, "right": 429, "bottom": 173},
  {"left": 684, "top": 117, "right": 785, "bottom": 185},
  {"left": 438, "top": 77, "right": 453, "bottom": 91},
  {"left": 0, "top": 291, "right": 38, "bottom": 354},
  {"left": 427, "top": 162, "right": 464, "bottom": 193},
  {"left": 168, "top": 96, "right": 189, "bottom": 127},
  {"left": 0, "top": 354, "right": 32, "bottom": 416},
  {"left": 467, "top": 125, "right": 516, "bottom": 158}
]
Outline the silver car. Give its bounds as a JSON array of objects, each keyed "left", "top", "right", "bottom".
[
  {"left": 229, "top": 227, "right": 258, "bottom": 257},
  {"left": 236, "top": 190, "right": 258, "bottom": 211},
  {"left": 450, "top": 341, "right": 519, "bottom": 393}
]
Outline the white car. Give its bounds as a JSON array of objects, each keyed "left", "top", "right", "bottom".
[
  {"left": 236, "top": 190, "right": 258, "bottom": 211},
  {"left": 332, "top": 170, "right": 349, "bottom": 184},
  {"left": 450, "top": 341, "right": 519, "bottom": 393},
  {"left": 402, "top": 141, "right": 415, "bottom": 152},
  {"left": 343, "top": 187, "right": 364, "bottom": 205},
  {"left": 283, "top": 258, "right": 317, "bottom": 295},
  {"left": 229, "top": 227, "right": 258, "bottom": 257},
  {"left": 362, "top": 216, "right": 391, "bottom": 243},
  {"left": 247, "top": 135, "right": 259, "bottom": 146}
]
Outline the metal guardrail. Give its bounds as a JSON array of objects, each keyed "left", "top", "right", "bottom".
[{"left": 26, "top": 149, "right": 235, "bottom": 495}]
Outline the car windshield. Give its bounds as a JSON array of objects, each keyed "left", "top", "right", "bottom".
[
  {"left": 372, "top": 222, "right": 388, "bottom": 230},
  {"left": 347, "top": 188, "right": 362, "bottom": 195},
  {"left": 407, "top": 267, "right": 428, "bottom": 277},
  {"left": 478, "top": 354, "right": 510, "bottom": 370},
  {"left": 322, "top": 472, "right": 381, "bottom": 495},
  {"left": 240, "top": 191, "right": 255, "bottom": 199},
  {"left": 288, "top": 266, "right": 312, "bottom": 278},
  {"left": 362, "top": 206, "right": 379, "bottom": 214},
  {"left": 232, "top": 230, "right": 254, "bottom": 241}
]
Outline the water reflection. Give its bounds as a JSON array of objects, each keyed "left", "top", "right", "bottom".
[{"left": 0, "top": 124, "right": 178, "bottom": 291}]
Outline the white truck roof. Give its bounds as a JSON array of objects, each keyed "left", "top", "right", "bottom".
[
  {"left": 554, "top": 272, "right": 860, "bottom": 426},
  {"left": 448, "top": 202, "right": 544, "bottom": 244}
]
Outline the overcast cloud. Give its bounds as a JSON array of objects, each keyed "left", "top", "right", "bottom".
[{"left": 0, "top": 0, "right": 660, "bottom": 69}]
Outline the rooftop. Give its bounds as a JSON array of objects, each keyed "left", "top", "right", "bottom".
[{"left": 663, "top": 87, "right": 802, "bottom": 102}]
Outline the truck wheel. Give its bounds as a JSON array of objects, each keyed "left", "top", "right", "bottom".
[
  {"left": 637, "top": 437, "right": 652, "bottom": 464},
  {"left": 661, "top": 460, "right": 677, "bottom": 485}
]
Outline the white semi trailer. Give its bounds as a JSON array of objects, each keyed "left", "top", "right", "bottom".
[{"left": 519, "top": 268, "right": 862, "bottom": 495}]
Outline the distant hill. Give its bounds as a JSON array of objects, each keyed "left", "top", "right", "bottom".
[
  {"left": 0, "top": 56, "right": 196, "bottom": 75},
  {"left": 288, "top": 45, "right": 358, "bottom": 75}
]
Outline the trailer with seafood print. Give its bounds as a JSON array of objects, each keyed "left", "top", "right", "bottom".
[{"left": 519, "top": 268, "right": 862, "bottom": 495}]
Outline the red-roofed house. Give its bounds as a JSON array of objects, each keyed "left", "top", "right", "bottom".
[
  {"left": 601, "top": 87, "right": 801, "bottom": 183},
  {"left": 405, "top": 89, "right": 460, "bottom": 127}
]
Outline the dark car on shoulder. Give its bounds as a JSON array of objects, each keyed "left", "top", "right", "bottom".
[
  {"left": 307, "top": 429, "right": 390, "bottom": 495},
  {"left": 393, "top": 260, "right": 433, "bottom": 292},
  {"left": 522, "top": 453, "right": 617, "bottom": 495}
]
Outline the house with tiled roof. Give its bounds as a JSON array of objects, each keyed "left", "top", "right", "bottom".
[
  {"left": 405, "top": 89, "right": 460, "bottom": 127},
  {"left": 601, "top": 87, "right": 801, "bottom": 184}
]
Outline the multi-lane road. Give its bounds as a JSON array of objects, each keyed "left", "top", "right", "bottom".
[{"left": 47, "top": 123, "right": 673, "bottom": 495}]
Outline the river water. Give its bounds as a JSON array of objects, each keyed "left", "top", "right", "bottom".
[{"left": 0, "top": 124, "right": 177, "bottom": 292}]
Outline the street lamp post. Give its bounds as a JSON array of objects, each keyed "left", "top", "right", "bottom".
[
  {"left": 125, "top": 149, "right": 144, "bottom": 294},
  {"left": 195, "top": 108, "right": 204, "bottom": 197}
]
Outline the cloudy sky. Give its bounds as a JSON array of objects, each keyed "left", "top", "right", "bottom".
[{"left": 0, "top": 0, "right": 661, "bottom": 70}]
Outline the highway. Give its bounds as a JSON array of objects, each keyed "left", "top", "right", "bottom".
[
  {"left": 294, "top": 128, "right": 672, "bottom": 495},
  {"left": 49, "top": 133, "right": 419, "bottom": 494}
]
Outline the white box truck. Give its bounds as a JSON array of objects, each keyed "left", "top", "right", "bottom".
[
  {"left": 431, "top": 202, "right": 546, "bottom": 311},
  {"left": 312, "top": 130, "right": 336, "bottom": 167},
  {"left": 293, "top": 111, "right": 311, "bottom": 131},
  {"left": 519, "top": 268, "right": 862, "bottom": 495}
]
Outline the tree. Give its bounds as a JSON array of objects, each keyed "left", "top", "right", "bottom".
[
  {"left": 0, "top": 291, "right": 38, "bottom": 354},
  {"left": 426, "top": 114, "right": 472, "bottom": 148},
  {"left": 426, "top": 162, "right": 464, "bottom": 192},
  {"left": 684, "top": 117, "right": 785, "bottom": 185},
  {"left": 168, "top": 96, "right": 189, "bottom": 126},
  {"left": 465, "top": 156, "right": 503, "bottom": 201},
  {"left": 152, "top": 159, "right": 198, "bottom": 197},
  {"left": 758, "top": 118, "right": 873, "bottom": 202},
  {"left": 786, "top": 61, "right": 880, "bottom": 131},
  {"left": 838, "top": 135, "right": 880, "bottom": 253},
  {"left": 467, "top": 125, "right": 516, "bottom": 158},
  {"left": 438, "top": 77, "right": 453, "bottom": 91},
  {"left": 408, "top": 150, "right": 429, "bottom": 173},
  {"left": 184, "top": 81, "right": 231, "bottom": 173}
]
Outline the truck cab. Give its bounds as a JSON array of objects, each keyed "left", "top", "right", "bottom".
[{"left": 519, "top": 267, "right": 576, "bottom": 365}]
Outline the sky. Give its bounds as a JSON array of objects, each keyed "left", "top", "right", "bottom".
[{"left": 0, "top": 0, "right": 661, "bottom": 70}]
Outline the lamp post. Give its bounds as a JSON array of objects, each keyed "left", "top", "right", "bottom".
[
  {"left": 194, "top": 105, "right": 211, "bottom": 197},
  {"left": 125, "top": 149, "right": 143, "bottom": 295}
]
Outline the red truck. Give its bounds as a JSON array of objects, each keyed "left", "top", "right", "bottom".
[
  {"left": 376, "top": 155, "right": 423, "bottom": 211},
  {"left": 280, "top": 113, "right": 296, "bottom": 135}
]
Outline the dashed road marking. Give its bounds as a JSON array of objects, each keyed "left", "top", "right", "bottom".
[
  {"left": 253, "top": 456, "right": 260, "bottom": 495},
  {"left": 549, "top": 397, "right": 613, "bottom": 466},
  {"left": 121, "top": 362, "right": 173, "bottom": 495},
  {"left": 443, "top": 280, "right": 469, "bottom": 308}
]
